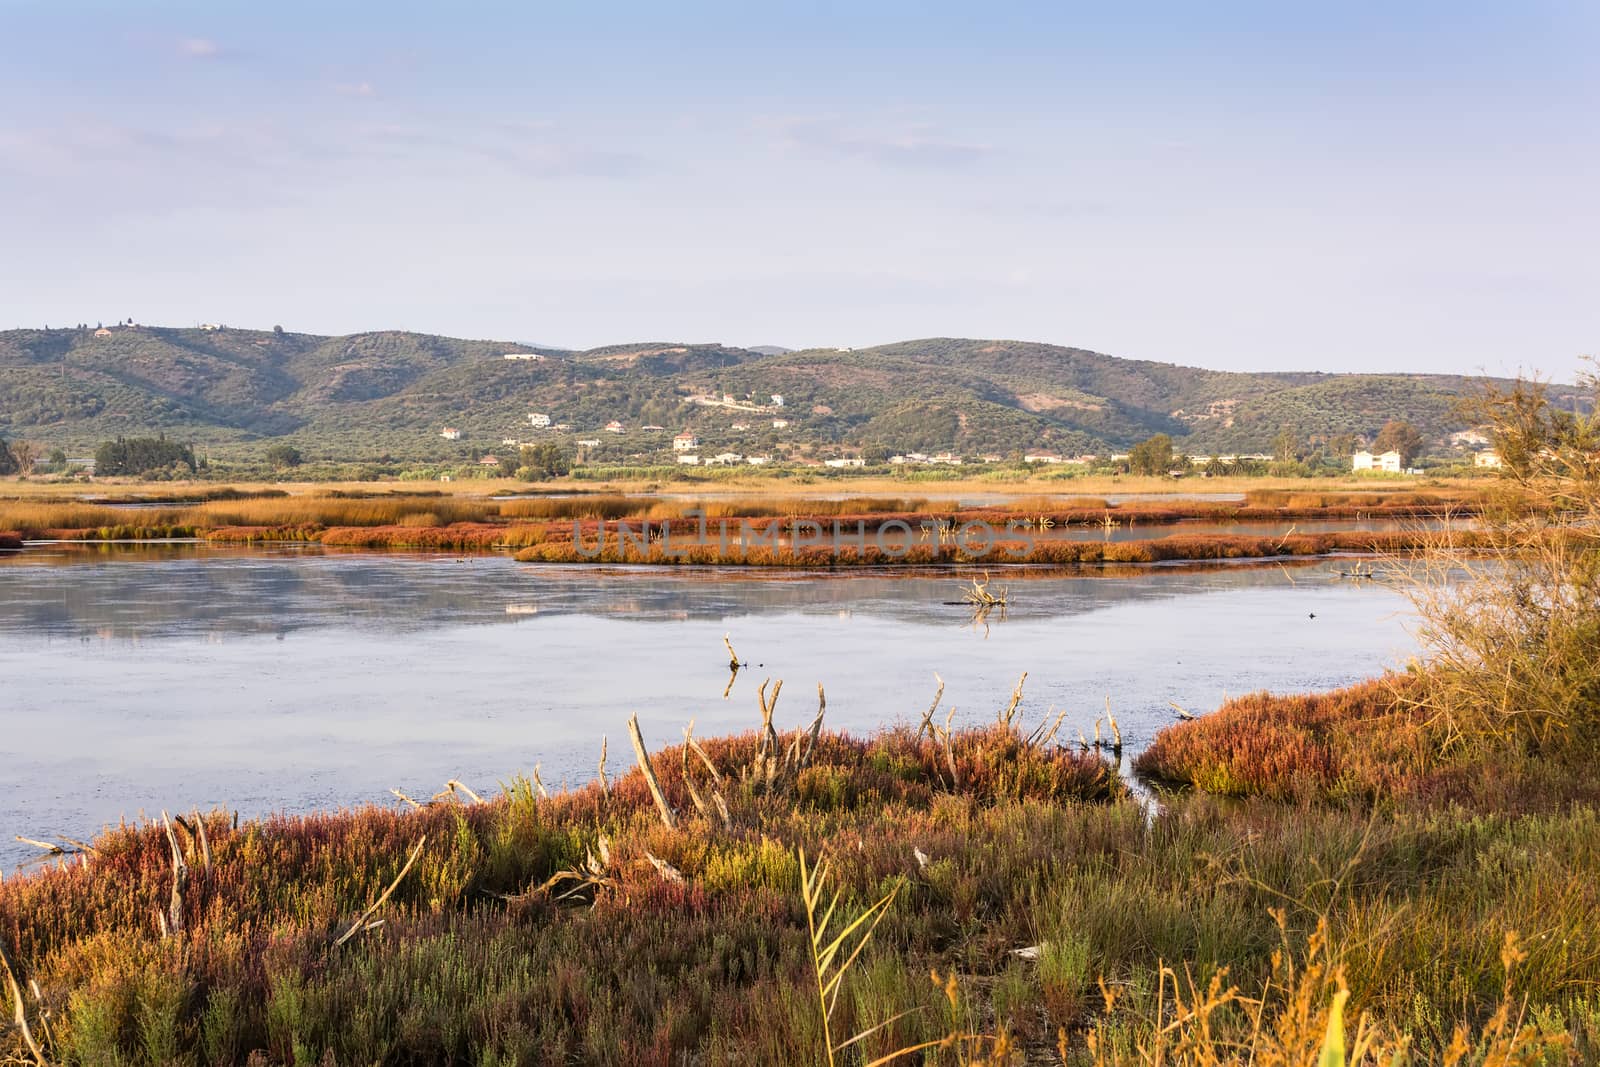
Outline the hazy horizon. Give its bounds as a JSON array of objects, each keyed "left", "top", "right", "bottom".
[{"left": 2, "top": 1, "right": 1595, "bottom": 381}]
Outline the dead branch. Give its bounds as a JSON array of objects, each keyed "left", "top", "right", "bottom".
[
  {"left": 998, "top": 672, "right": 1028, "bottom": 726},
  {"left": 444, "top": 780, "right": 483, "bottom": 805},
  {"left": 192, "top": 809, "right": 212, "bottom": 873},
  {"left": 391, "top": 789, "right": 423, "bottom": 809},
  {"left": 798, "top": 683, "right": 826, "bottom": 769},
  {"left": 161, "top": 811, "right": 188, "bottom": 938},
  {"left": 1026, "top": 706, "right": 1068, "bottom": 749},
  {"left": 756, "top": 678, "right": 783, "bottom": 759},
  {"left": 723, "top": 632, "right": 742, "bottom": 670},
  {"left": 597, "top": 736, "right": 610, "bottom": 801},
  {"left": 685, "top": 729, "right": 724, "bottom": 787},
  {"left": 680, "top": 727, "right": 709, "bottom": 817},
  {"left": 918, "top": 673, "right": 946, "bottom": 738},
  {"left": 532, "top": 764, "right": 550, "bottom": 799},
  {"left": 0, "top": 939, "right": 47, "bottom": 1067},
  {"left": 334, "top": 836, "right": 426, "bottom": 948},
  {"left": 627, "top": 714, "right": 677, "bottom": 829},
  {"left": 645, "top": 851, "right": 685, "bottom": 885}
]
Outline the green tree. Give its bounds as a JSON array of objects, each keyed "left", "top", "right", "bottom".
[
  {"left": 861, "top": 443, "right": 891, "bottom": 465},
  {"left": 1374, "top": 420, "right": 1424, "bottom": 466},
  {"left": 517, "top": 442, "right": 572, "bottom": 480},
  {"left": 265, "top": 443, "right": 303, "bottom": 470},
  {"left": 1273, "top": 427, "right": 1300, "bottom": 463},
  {"left": 0, "top": 438, "right": 17, "bottom": 476},
  {"left": 93, "top": 436, "right": 197, "bottom": 477},
  {"left": 1127, "top": 433, "right": 1175, "bottom": 476},
  {"left": 9, "top": 440, "right": 40, "bottom": 476}
]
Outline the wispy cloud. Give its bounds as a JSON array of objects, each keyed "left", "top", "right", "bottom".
[
  {"left": 358, "top": 121, "right": 642, "bottom": 177},
  {"left": 177, "top": 37, "right": 222, "bottom": 59},
  {"left": 333, "top": 81, "right": 377, "bottom": 98},
  {"left": 765, "top": 116, "right": 989, "bottom": 170}
]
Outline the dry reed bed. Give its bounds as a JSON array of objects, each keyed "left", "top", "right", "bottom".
[
  {"left": 0, "top": 488, "right": 1483, "bottom": 543},
  {"left": 4, "top": 709, "right": 1599, "bottom": 1064}
]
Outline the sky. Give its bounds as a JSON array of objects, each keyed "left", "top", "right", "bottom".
[{"left": 1, "top": 1, "right": 1595, "bottom": 379}]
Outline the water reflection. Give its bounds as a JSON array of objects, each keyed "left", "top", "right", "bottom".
[{"left": 0, "top": 546, "right": 1420, "bottom": 868}]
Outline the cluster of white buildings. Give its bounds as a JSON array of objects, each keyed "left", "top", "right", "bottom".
[{"left": 677, "top": 452, "right": 772, "bottom": 467}]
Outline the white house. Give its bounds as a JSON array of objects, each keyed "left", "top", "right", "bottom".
[
  {"left": 672, "top": 431, "right": 700, "bottom": 452},
  {"left": 440, "top": 427, "right": 462, "bottom": 441},
  {"left": 677, "top": 454, "right": 701, "bottom": 465},
  {"left": 746, "top": 455, "right": 771, "bottom": 466},
  {"left": 1475, "top": 450, "right": 1504, "bottom": 469},
  {"left": 771, "top": 394, "right": 786, "bottom": 407},
  {"left": 771, "top": 418, "right": 790, "bottom": 429},
  {"left": 503, "top": 352, "right": 546, "bottom": 361},
  {"left": 528, "top": 412, "right": 551, "bottom": 428},
  {"left": 824, "top": 457, "right": 865, "bottom": 468},
  {"left": 604, "top": 421, "right": 625, "bottom": 434},
  {"left": 730, "top": 422, "right": 750, "bottom": 432},
  {"left": 1024, "top": 452, "right": 1063, "bottom": 464},
  {"left": 707, "top": 452, "right": 744, "bottom": 466},
  {"left": 1352, "top": 450, "right": 1403, "bottom": 473},
  {"left": 577, "top": 438, "right": 601, "bottom": 447}
]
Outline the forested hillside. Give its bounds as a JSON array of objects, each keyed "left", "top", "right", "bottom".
[{"left": 0, "top": 325, "right": 1520, "bottom": 461}]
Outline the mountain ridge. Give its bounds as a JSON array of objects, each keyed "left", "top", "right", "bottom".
[{"left": 0, "top": 324, "right": 1529, "bottom": 460}]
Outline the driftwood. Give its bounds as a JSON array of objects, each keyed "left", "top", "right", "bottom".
[
  {"left": 627, "top": 714, "right": 677, "bottom": 829},
  {"left": 334, "top": 836, "right": 426, "bottom": 948},
  {"left": 645, "top": 851, "right": 685, "bottom": 885},
  {"left": 161, "top": 811, "right": 188, "bottom": 938},
  {"left": 755, "top": 678, "right": 783, "bottom": 760},
  {"left": 13, "top": 834, "right": 95, "bottom": 857},
  {"left": 998, "top": 672, "right": 1028, "bottom": 727},
  {"left": 1026, "top": 706, "right": 1068, "bottom": 749},
  {"left": 0, "top": 939, "right": 47, "bottom": 1067},
  {"left": 918, "top": 673, "right": 946, "bottom": 738},
  {"left": 597, "top": 736, "right": 610, "bottom": 801}
]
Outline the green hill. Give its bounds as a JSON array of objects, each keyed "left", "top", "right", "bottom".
[{"left": 0, "top": 325, "right": 1521, "bottom": 463}]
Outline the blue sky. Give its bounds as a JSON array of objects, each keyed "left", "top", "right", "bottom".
[{"left": 1, "top": 1, "right": 1595, "bottom": 378}]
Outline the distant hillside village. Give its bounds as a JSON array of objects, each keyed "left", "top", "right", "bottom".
[{"left": 0, "top": 323, "right": 1543, "bottom": 480}]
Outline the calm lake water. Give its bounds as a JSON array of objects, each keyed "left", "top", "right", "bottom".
[{"left": 0, "top": 545, "right": 1419, "bottom": 869}]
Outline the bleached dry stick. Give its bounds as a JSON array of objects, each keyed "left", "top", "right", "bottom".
[
  {"left": 161, "top": 810, "right": 188, "bottom": 938},
  {"left": 445, "top": 780, "right": 483, "bottom": 805},
  {"left": 998, "top": 672, "right": 1028, "bottom": 726},
  {"left": 334, "top": 836, "right": 426, "bottom": 948},
  {"left": 681, "top": 727, "right": 709, "bottom": 817},
  {"left": 627, "top": 714, "right": 677, "bottom": 830},
  {"left": 918, "top": 673, "right": 945, "bottom": 738},
  {"left": 0, "top": 940, "right": 47, "bottom": 1067}
]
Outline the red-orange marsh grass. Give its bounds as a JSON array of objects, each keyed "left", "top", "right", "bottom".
[
  {"left": 512, "top": 529, "right": 1456, "bottom": 566},
  {"left": 0, "top": 724, "right": 1118, "bottom": 1062},
  {"left": 1133, "top": 675, "right": 1435, "bottom": 799}
]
